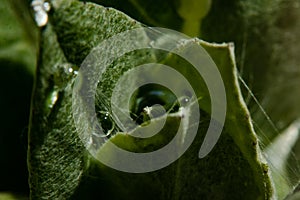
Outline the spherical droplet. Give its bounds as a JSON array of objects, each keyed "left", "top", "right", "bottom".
[{"left": 31, "top": 0, "right": 51, "bottom": 27}]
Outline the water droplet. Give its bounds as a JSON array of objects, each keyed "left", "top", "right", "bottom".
[
  {"left": 47, "top": 89, "right": 59, "bottom": 109},
  {"left": 45, "top": 90, "right": 59, "bottom": 115},
  {"left": 94, "top": 111, "right": 115, "bottom": 137},
  {"left": 35, "top": 10, "right": 48, "bottom": 27},
  {"left": 31, "top": 0, "right": 51, "bottom": 27},
  {"left": 65, "top": 65, "right": 79, "bottom": 75},
  {"left": 130, "top": 84, "right": 179, "bottom": 124}
]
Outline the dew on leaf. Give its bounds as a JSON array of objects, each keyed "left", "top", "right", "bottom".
[
  {"left": 34, "top": 10, "right": 48, "bottom": 27},
  {"left": 66, "top": 65, "right": 79, "bottom": 75},
  {"left": 31, "top": 0, "right": 51, "bottom": 27},
  {"left": 53, "top": 63, "right": 78, "bottom": 88},
  {"left": 129, "top": 84, "right": 179, "bottom": 124},
  {"left": 68, "top": 67, "right": 74, "bottom": 73},
  {"left": 47, "top": 89, "right": 59, "bottom": 109}
]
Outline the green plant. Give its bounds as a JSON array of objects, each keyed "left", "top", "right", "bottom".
[{"left": 1, "top": 0, "right": 300, "bottom": 199}]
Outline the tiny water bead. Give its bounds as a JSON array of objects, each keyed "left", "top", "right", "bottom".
[
  {"left": 31, "top": 0, "right": 51, "bottom": 27},
  {"left": 64, "top": 64, "right": 79, "bottom": 76},
  {"left": 53, "top": 63, "right": 79, "bottom": 88},
  {"left": 67, "top": 67, "right": 78, "bottom": 75}
]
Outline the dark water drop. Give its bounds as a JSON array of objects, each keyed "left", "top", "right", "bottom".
[{"left": 130, "top": 84, "right": 180, "bottom": 124}]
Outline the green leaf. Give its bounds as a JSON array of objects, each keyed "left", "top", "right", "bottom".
[
  {"left": 285, "top": 183, "right": 300, "bottom": 200},
  {"left": 80, "top": 0, "right": 184, "bottom": 32},
  {"left": 86, "top": 0, "right": 300, "bottom": 141},
  {"left": 28, "top": 0, "right": 149, "bottom": 199},
  {"left": 85, "top": 2, "right": 300, "bottom": 189},
  {"left": 201, "top": 0, "right": 300, "bottom": 137},
  {"left": 29, "top": 0, "right": 274, "bottom": 199}
]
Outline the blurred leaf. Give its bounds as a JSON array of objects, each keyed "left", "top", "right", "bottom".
[
  {"left": 0, "top": 0, "right": 37, "bottom": 74},
  {"left": 201, "top": 0, "right": 300, "bottom": 140},
  {"left": 264, "top": 120, "right": 300, "bottom": 199},
  {"left": 285, "top": 183, "right": 300, "bottom": 200},
  {"left": 0, "top": 192, "right": 28, "bottom": 200},
  {"left": 0, "top": 0, "right": 37, "bottom": 195},
  {"left": 83, "top": 0, "right": 211, "bottom": 37},
  {"left": 80, "top": 0, "right": 184, "bottom": 32}
]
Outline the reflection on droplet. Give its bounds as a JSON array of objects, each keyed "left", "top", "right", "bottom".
[
  {"left": 179, "top": 96, "right": 191, "bottom": 107},
  {"left": 43, "top": 2, "right": 51, "bottom": 11},
  {"left": 31, "top": 0, "right": 51, "bottom": 27},
  {"left": 184, "top": 98, "right": 189, "bottom": 103}
]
